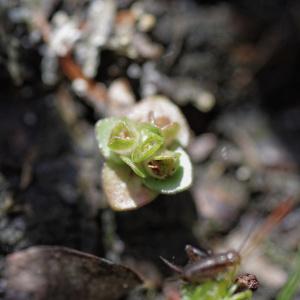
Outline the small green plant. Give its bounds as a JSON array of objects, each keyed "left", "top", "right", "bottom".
[
  {"left": 95, "top": 97, "right": 193, "bottom": 210},
  {"left": 182, "top": 275, "right": 253, "bottom": 300},
  {"left": 161, "top": 245, "right": 254, "bottom": 300},
  {"left": 276, "top": 248, "right": 300, "bottom": 300}
]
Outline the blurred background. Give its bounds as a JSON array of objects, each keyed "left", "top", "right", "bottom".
[{"left": 0, "top": 0, "right": 300, "bottom": 299}]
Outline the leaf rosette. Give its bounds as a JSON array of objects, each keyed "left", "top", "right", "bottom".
[{"left": 95, "top": 97, "right": 193, "bottom": 210}]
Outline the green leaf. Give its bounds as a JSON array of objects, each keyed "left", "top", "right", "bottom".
[
  {"left": 95, "top": 117, "right": 122, "bottom": 163},
  {"left": 131, "top": 130, "right": 164, "bottom": 163},
  {"left": 143, "top": 147, "right": 193, "bottom": 194},
  {"left": 230, "top": 291, "right": 252, "bottom": 300},
  {"left": 138, "top": 122, "right": 162, "bottom": 136},
  {"left": 182, "top": 277, "right": 253, "bottom": 300},
  {"left": 277, "top": 248, "right": 300, "bottom": 300},
  {"left": 120, "top": 156, "right": 147, "bottom": 178},
  {"left": 108, "top": 120, "right": 139, "bottom": 155}
]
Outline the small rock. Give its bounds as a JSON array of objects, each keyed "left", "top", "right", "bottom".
[
  {"left": 132, "top": 33, "right": 163, "bottom": 60},
  {"left": 137, "top": 14, "right": 156, "bottom": 32},
  {"left": 194, "top": 91, "right": 216, "bottom": 113},
  {"left": 188, "top": 133, "right": 217, "bottom": 162},
  {"left": 107, "top": 78, "right": 136, "bottom": 116},
  {"left": 192, "top": 176, "right": 247, "bottom": 227}
]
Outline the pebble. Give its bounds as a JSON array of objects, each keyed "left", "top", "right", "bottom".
[{"left": 188, "top": 133, "right": 217, "bottom": 162}]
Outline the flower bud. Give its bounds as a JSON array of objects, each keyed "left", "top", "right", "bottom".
[{"left": 144, "top": 151, "right": 180, "bottom": 179}]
